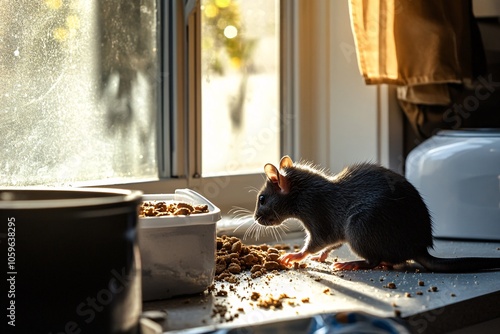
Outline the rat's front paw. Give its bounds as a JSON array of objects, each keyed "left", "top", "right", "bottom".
[
  {"left": 310, "top": 250, "right": 330, "bottom": 262},
  {"left": 279, "top": 252, "right": 308, "bottom": 267}
]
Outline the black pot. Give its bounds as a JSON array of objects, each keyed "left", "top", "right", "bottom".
[{"left": 0, "top": 188, "right": 143, "bottom": 334}]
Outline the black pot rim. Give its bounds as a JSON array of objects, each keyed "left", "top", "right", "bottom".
[{"left": 0, "top": 187, "right": 143, "bottom": 210}]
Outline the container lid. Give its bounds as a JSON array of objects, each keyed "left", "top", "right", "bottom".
[{"left": 139, "top": 188, "right": 222, "bottom": 228}]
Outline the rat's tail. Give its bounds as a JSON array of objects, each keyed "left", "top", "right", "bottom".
[{"left": 415, "top": 253, "right": 500, "bottom": 273}]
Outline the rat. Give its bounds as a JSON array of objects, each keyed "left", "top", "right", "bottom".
[{"left": 253, "top": 155, "right": 500, "bottom": 272}]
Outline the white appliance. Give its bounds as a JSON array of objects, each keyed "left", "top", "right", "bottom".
[{"left": 406, "top": 129, "right": 500, "bottom": 240}]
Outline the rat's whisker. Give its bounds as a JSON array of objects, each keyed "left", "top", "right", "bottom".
[
  {"left": 228, "top": 206, "right": 252, "bottom": 215},
  {"left": 280, "top": 222, "right": 291, "bottom": 232},
  {"left": 244, "top": 186, "right": 260, "bottom": 194},
  {"left": 256, "top": 224, "right": 265, "bottom": 240},
  {"left": 233, "top": 218, "right": 253, "bottom": 234},
  {"left": 242, "top": 224, "right": 251, "bottom": 240},
  {"left": 272, "top": 208, "right": 283, "bottom": 223},
  {"left": 243, "top": 221, "right": 259, "bottom": 240},
  {"left": 232, "top": 213, "right": 252, "bottom": 222},
  {"left": 277, "top": 226, "right": 285, "bottom": 241},
  {"left": 279, "top": 224, "right": 289, "bottom": 238},
  {"left": 269, "top": 226, "right": 280, "bottom": 241},
  {"left": 252, "top": 223, "right": 263, "bottom": 240},
  {"left": 242, "top": 223, "right": 252, "bottom": 240},
  {"left": 258, "top": 224, "right": 268, "bottom": 241},
  {"left": 233, "top": 216, "right": 254, "bottom": 232},
  {"left": 262, "top": 225, "right": 275, "bottom": 241},
  {"left": 228, "top": 206, "right": 254, "bottom": 233}
]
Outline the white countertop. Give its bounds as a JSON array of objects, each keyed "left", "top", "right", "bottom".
[{"left": 142, "top": 234, "right": 500, "bottom": 334}]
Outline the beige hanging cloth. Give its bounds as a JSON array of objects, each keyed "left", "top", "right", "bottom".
[{"left": 349, "top": 0, "right": 485, "bottom": 107}]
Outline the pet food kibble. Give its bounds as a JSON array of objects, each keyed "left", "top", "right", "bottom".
[
  {"left": 176, "top": 202, "right": 194, "bottom": 211},
  {"left": 267, "top": 247, "right": 279, "bottom": 254},
  {"left": 231, "top": 241, "right": 242, "bottom": 253},
  {"left": 267, "top": 253, "right": 280, "bottom": 261},
  {"left": 264, "top": 261, "right": 281, "bottom": 271},
  {"left": 216, "top": 290, "right": 228, "bottom": 297},
  {"left": 251, "top": 271, "right": 263, "bottom": 279},
  {"left": 139, "top": 201, "right": 209, "bottom": 217},
  {"left": 195, "top": 204, "right": 209, "bottom": 212},
  {"left": 250, "top": 265, "right": 263, "bottom": 273},
  {"left": 173, "top": 207, "right": 190, "bottom": 215},
  {"left": 257, "top": 295, "right": 283, "bottom": 309},
  {"left": 215, "top": 264, "right": 226, "bottom": 275},
  {"left": 214, "top": 236, "right": 289, "bottom": 282},
  {"left": 228, "top": 263, "right": 242, "bottom": 274}
]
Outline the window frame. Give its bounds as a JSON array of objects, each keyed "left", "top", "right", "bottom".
[{"left": 99, "top": 0, "right": 293, "bottom": 216}]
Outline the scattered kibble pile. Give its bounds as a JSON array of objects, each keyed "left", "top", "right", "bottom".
[
  {"left": 207, "top": 236, "right": 310, "bottom": 322},
  {"left": 214, "top": 235, "right": 291, "bottom": 282}
]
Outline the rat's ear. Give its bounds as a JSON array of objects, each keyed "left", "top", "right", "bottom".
[
  {"left": 264, "top": 163, "right": 279, "bottom": 184},
  {"left": 264, "top": 162, "right": 291, "bottom": 194},
  {"left": 279, "top": 155, "right": 293, "bottom": 170}
]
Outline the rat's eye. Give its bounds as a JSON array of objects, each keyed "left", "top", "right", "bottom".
[{"left": 259, "top": 195, "right": 265, "bottom": 205}]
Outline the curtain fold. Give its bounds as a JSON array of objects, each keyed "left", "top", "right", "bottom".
[{"left": 349, "top": 0, "right": 490, "bottom": 139}]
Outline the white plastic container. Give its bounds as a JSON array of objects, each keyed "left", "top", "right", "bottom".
[
  {"left": 406, "top": 129, "right": 500, "bottom": 240},
  {"left": 138, "top": 189, "right": 221, "bottom": 301}
]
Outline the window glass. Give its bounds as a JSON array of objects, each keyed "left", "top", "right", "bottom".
[
  {"left": 200, "top": 0, "right": 280, "bottom": 176},
  {"left": 0, "top": 0, "right": 158, "bottom": 186}
]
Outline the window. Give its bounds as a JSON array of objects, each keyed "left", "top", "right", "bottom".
[
  {"left": 1, "top": 1, "right": 397, "bottom": 219},
  {"left": 0, "top": 0, "right": 158, "bottom": 186},
  {"left": 0, "top": 0, "right": 286, "bottom": 215}
]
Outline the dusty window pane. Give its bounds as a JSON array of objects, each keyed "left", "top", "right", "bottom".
[
  {"left": 201, "top": 0, "right": 280, "bottom": 176},
  {"left": 0, "top": 0, "right": 158, "bottom": 186}
]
